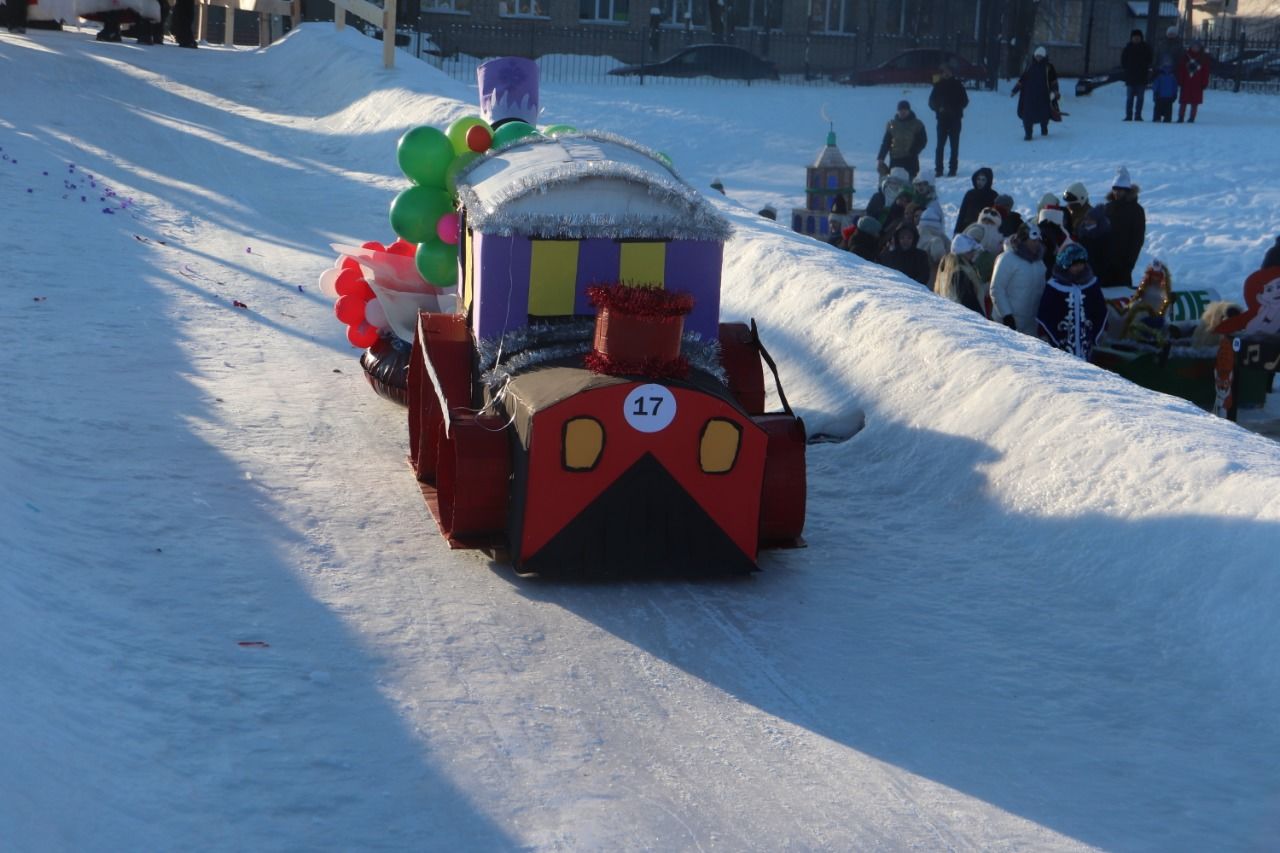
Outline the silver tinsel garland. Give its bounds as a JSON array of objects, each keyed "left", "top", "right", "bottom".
[{"left": 455, "top": 132, "right": 733, "bottom": 243}]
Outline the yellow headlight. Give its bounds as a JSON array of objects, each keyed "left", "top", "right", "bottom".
[
  {"left": 563, "top": 417, "right": 604, "bottom": 471},
  {"left": 699, "top": 418, "right": 741, "bottom": 474}
]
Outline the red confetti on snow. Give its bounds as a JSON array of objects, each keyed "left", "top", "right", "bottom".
[{"left": 232, "top": 300, "right": 248, "bottom": 309}]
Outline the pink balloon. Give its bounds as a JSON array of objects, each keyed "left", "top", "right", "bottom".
[{"left": 436, "top": 212, "right": 460, "bottom": 245}]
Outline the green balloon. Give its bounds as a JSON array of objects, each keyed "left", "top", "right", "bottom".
[
  {"left": 446, "top": 116, "right": 489, "bottom": 156},
  {"left": 396, "top": 126, "right": 454, "bottom": 188},
  {"left": 541, "top": 124, "right": 578, "bottom": 137},
  {"left": 490, "top": 121, "right": 538, "bottom": 148},
  {"left": 444, "top": 151, "right": 482, "bottom": 195},
  {"left": 415, "top": 238, "right": 458, "bottom": 288},
  {"left": 389, "top": 186, "right": 454, "bottom": 245}
]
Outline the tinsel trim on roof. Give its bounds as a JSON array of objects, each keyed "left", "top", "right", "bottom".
[{"left": 455, "top": 131, "right": 733, "bottom": 242}]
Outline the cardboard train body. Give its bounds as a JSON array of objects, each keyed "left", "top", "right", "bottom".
[{"left": 405, "top": 132, "right": 806, "bottom": 577}]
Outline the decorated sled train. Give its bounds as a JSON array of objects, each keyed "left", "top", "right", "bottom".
[{"left": 324, "top": 58, "right": 806, "bottom": 577}]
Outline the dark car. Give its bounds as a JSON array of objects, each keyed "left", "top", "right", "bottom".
[
  {"left": 833, "top": 49, "right": 988, "bottom": 87},
  {"left": 608, "top": 44, "right": 780, "bottom": 81},
  {"left": 1214, "top": 48, "right": 1280, "bottom": 81}
]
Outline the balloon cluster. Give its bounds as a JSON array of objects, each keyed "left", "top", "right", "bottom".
[
  {"left": 329, "top": 239, "right": 414, "bottom": 347},
  {"left": 389, "top": 118, "right": 580, "bottom": 289}
]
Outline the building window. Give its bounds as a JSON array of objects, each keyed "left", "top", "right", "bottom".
[
  {"left": 1034, "top": 0, "right": 1085, "bottom": 45},
  {"left": 581, "top": 0, "right": 629, "bottom": 22},
  {"left": 731, "top": 0, "right": 782, "bottom": 30},
  {"left": 810, "top": 0, "right": 856, "bottom": 35},
  {"left": 501, "top": 0, "right": 546, "bottom": 16},
  {"left": 659, "top": 0, "right": 707, "bottom": 27},
  {"left": 424, "top": 0, "right": 470, "bottom": 12}
]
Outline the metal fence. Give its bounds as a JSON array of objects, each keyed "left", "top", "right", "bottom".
[
  {"left": 405, "top": 20, "right": 995, "bottom": 88},
  {"left": 1199, "top": 30, "right": 1280, "bottom": 94}
]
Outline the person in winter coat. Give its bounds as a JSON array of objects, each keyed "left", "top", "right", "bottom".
[
  {"left": 1037, "top": 205, "right": 1071, "bottom": 278},
  {"left": 1011, "top": 46, "right": 1060, "bottom": 141},
  {"left": 928, "top": 63, "right": 969, "bottom": 178},
  {"left": 866, "top": 167, "right": 911, "bottom": 221},
  {"left": 1156, "top": 24, "right": 1183, "bottom": 70},
  {"left": 916, "top": 204, "right": 950, "bottom": 287},
  {"left": 876, "top": 100, "right": 928, "bottom": 181},
  {"left": 1062, "top": 181, "right": 1091, "bottom": 236},
  {"left": 909, "top": 175, "right": 946, "bottom": 231},
  {"left": 935, "top": 233, "right": 986, "bottom": 314},
  {"left": 1101, "top": 166, "right": 1146, "bottom": 286},
  {"left": 964, "top": 223, "right": 999, "bottom": 288},
  {"left": 1074, "top": 205, "right": 1112, "bottom": 276},
  {"left": 1037, "top": 242, "right": 1109, "bottom": 361},
  {"left": 848, "top": 216, "right": 883, "bottom": 262},
  {"left": 1263, "top": 236, "right": 1280, "bottom": 270},
  {"left": 1121, "top": 29, "right": 1154, "bottom": 121},
  {"left": 1176, "top": 42, "right": 1211, "bottom": 123},
  {"left": 993, "top": 193, "right": 1024, "bottom": 237},
  {"left": 955, "top": 167, "right": 997, "bottom": 235},
  {"left": 1150, "top": 62, "right": 1179, "bottom": 122},
  {"left": 879, "top": 223, "right": 932, "bottom": 287},
  {"left": 991, "top": 223, "right": 1048, "bottom": 334}
]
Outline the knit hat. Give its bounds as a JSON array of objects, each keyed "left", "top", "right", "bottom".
[
  {"left": 1056, "top": 242, "right": 1089, "bottom": 269},
  {"left": 1034, "top": 46, "right": 1047, "bottom": 58},
  {"left": 1037, "top": 192, "right": 1060, "bottom": 214},
  {"left": 994, "top": 193, "right": 1014, "bottom": 210},
  {"left": 884, "top": 166, "right": 910, "bottom": 188},
  {"left": 897, "top": 99, "right": 911, "bottom": 111},
  {"left": 856, "top": 215, "right": 882, "bottom": 236},
  {"left": 1038, "top": 205, "right": 1065, "bottom": 227},
  {"left": 1112, "top": 167, "right": 1132, "bottom": 190},
  {"left": 951, "top": 233, "right": 980, "bottom": 255},
  {"left": 1063, "top": 182, "right": 1089, "bottom": 206},
  {"left": 962, "top": 223, "right": 987, "bottom": 244}
]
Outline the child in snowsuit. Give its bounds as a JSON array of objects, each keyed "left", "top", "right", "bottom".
[{"left": 1151, "top": 63, "right": 1178, "bottom": 123}]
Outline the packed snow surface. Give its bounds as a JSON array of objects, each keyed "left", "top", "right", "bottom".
[{"left": 2, "top": 23, "right": 1280, "bottom": 853}]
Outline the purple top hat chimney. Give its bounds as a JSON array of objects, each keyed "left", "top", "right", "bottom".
[{"left": 477, "top": 57, "right": 540, "bottom": 128}]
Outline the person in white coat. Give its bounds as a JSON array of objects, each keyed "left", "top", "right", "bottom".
[{"left": 990, "top": 223, "right": 1047, "bottom": 334}]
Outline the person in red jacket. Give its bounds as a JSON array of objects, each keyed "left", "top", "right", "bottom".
[{"left": 1176, "top": 42, "right": 1211, "bottom": 123}]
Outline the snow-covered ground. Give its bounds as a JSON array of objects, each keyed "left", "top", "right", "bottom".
[{"left": 2, "top": 23, "right": 1279, "bottom": 852}]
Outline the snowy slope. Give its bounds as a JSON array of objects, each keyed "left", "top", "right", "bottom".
[{"left": 2, "top": 24, "right": 1279, "bottom": 852}]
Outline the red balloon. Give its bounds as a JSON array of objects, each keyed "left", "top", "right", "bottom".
[
  {"left": 334, "top": 294, "right": 368, "bottom": 326},
  {"left": 465, "top": 125, "right": 493, "bottom": 153},
  {"left": 347, "top": 322, "right": 381, "bottom": 348},
  {"left": 361, "top": 240, "right": 386, "bottom": 252},
  {"left": 340, "top": 256, "right": 361, "bottom": 272},
  {"left": 334, "top": 268, "right": 375, "bottom": 300},
  {"left": 388, "top": 239, "right": 417, "bottom": 257}
]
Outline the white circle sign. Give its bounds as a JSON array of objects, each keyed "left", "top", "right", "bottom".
[{"left": 623, "top": 384, "right": 677, "bottom": 433}]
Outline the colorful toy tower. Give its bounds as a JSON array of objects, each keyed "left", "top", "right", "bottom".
[{"left": 791, "top": 126, "right": 855, "bottom": 241}]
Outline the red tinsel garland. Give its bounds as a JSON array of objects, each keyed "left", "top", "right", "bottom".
[
  {"left": 584, "top": 351, "right": 690, "bottom": 380},
  {"left": 586, "top": 282, "right": 694, "bottom": 319}
]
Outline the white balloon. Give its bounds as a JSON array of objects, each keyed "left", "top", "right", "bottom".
[
  {"left": 318, "top": 267, "right": 341, "bottom": 298},
  {"left": 364, "top": 297, "right": 390, "bottom": 331}
]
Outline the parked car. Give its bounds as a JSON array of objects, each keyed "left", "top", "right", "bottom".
[
  {"left": 608, "top": 45, "right": 780, "bottom": 81},
  {"left": 1214, "top": 48, "right": 1280, "bottom": 81},
  {"left": 1075, "top": 66, "right": 1125, "bottom": 97},
  {"left": 832, "top": 49, "right": 988, "bottom": 87}
]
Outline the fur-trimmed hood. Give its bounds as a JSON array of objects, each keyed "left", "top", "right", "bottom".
[{"left": 1106, "top": 184, "right": 1142, "bottom": 202}]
